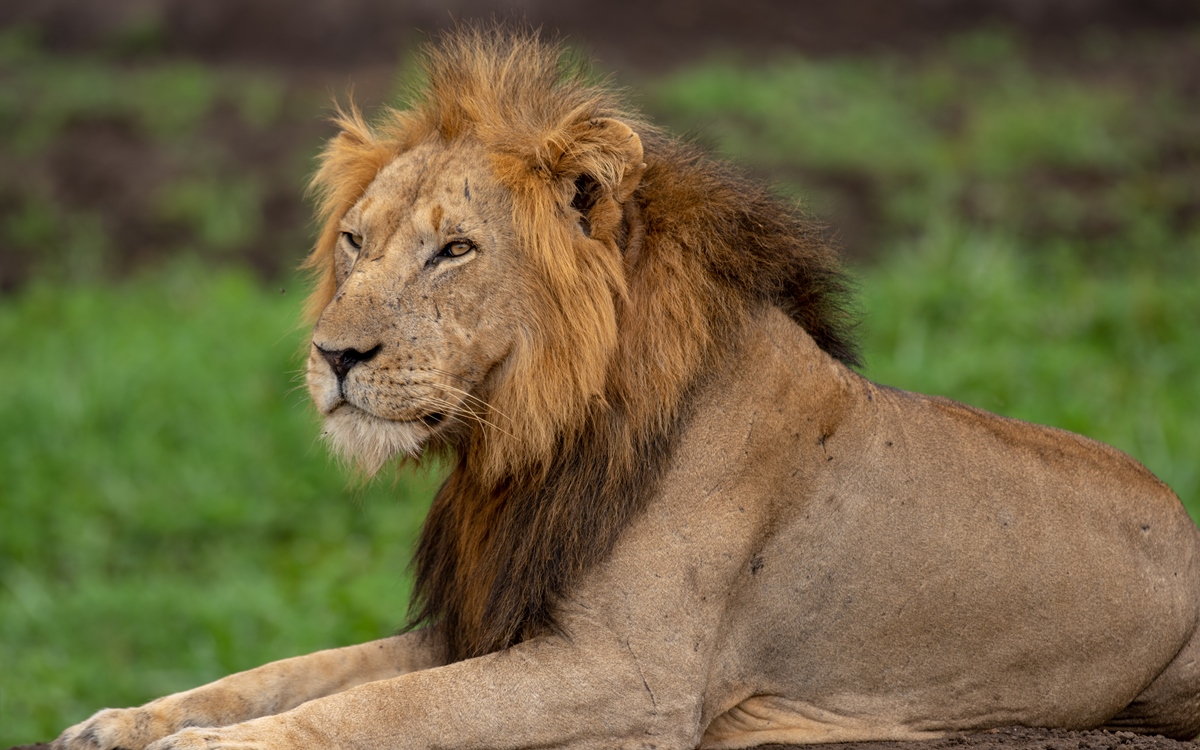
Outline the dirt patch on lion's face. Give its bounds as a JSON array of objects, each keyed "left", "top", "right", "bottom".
[{"left": 305, "top": 139, "right": 529, "bottom": 472}]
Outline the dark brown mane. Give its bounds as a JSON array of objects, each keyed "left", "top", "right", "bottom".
[{"left": 306, "top": 26, "right": 857, "bottom": 663}]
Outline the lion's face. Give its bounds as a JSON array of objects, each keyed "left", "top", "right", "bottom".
[{"left": 306, "top": 140, "right": 529, "bottom": 471}]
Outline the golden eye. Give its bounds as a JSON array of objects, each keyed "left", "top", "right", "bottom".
[
  {"left": 341, "top": 231, "right": 363, "bottom": 250},
  {"left": 439, "top": 240, "right": 474, "bottom": 259}
]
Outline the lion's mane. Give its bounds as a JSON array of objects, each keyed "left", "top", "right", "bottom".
[{"left": 305, "top": 27, "right": 859, "bottom": 663}]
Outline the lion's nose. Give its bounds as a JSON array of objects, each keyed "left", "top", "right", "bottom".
[{"left": 316, "top": 344, "right": 381, "bottom": 381}]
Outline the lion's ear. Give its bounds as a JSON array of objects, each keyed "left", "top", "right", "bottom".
[
  {"left": 543, "top": 117, "right": 645, "bottom": 239},
  {"left": 572, "top": 117, "right": 645, "bottom": 203}
]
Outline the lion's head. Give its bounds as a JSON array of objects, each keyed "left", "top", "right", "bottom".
[
  {"left": 305, "top": 33, "right": 654, "bottom": 482},
  {"left": 304, "top": 27, "right": 858, "bottom": 661}
]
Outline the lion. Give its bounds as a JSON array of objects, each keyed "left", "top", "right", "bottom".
[{"left": 54, "top": 27, "right": 1200, "bottom": 750}]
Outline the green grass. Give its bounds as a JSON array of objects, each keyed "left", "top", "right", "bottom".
[{"left": 0, "top": 268, "right": 441, "bottom": 743}]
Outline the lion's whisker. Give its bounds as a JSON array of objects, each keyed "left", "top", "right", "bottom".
[
  {"left": 411, "top": 393, "right": 515, "bottom": 441},
  {"left": 425, "top": 381, "right": 512, "bottom": 424}
]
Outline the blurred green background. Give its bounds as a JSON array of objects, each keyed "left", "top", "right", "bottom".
[{"left": 1, "top": 2, "right": 1198, "bottom": 743}]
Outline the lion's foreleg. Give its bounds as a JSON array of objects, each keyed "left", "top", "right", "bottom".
[
  {"left": 140, "top": 631, "right": 701, "bottom": 750},
  {"left": 54, "top": 630, "right": 440, "bottom": 750}
]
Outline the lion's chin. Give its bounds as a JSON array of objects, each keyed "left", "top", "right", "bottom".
[{"left": 321, "top": 405, "right": 427, "bottom": 475}]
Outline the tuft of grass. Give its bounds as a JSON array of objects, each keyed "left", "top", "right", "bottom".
[{"left": 155, "top": 177, "right": 265, "bottom": 253}]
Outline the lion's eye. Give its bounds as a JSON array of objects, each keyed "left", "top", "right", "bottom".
[
  {"left": 341, "top": 231, "right": 363, "bottom": 251},
  {"left": 438, "top": 240, "right": 474, "bottom": 259}
]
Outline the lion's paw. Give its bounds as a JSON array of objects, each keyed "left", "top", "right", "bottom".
[
  {"left": 146, "top": 725, "right": 273, "bottom": 750},
  {"left": 53, "top": 706, "right": 181, "bottom": 750},
  {"left": 146, "top": 729, "right": 220, "bottom": 750}
]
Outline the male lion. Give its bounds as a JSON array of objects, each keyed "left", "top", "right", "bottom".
[{"left": 55, "top": 28, "right": 1200, "bottom": 750}]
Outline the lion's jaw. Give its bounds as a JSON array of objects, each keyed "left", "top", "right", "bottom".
[
  {"left": 305, "top": 142, "right": 525, "bottom": 474},
  {"left": 319, "top": 405, "right": 428, "bottom": 473}
]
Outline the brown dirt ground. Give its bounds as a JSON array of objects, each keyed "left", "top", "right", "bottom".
[
  {"left": 3, "top": 3, "right": 1199, "bottom": 748},
  {"left": 8, "top": 726, "right": 1200, "bottom": 750}
]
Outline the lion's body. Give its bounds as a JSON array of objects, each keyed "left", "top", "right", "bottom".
[
  {"left": 55, "top": 27, "right": 1200, "bottom": 750},
  {"left": 645, "top": 313, "right": 1200, "bottom": 745}
]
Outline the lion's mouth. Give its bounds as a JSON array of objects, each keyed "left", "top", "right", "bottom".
[
  {"left": 420, "top": 412, "right": 447, "bottom": 427},
  {"left": 333, "top": 400, "right": 449, "bottom": 429},
  {"left": 337, "top": 403, "right": 463, "bottom": 448}
]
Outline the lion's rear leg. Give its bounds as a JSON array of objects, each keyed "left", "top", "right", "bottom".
[{"left": 1103, "top": 624, "right": 1200, "bottom": 740}]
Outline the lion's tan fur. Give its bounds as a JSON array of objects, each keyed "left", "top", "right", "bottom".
[{"left": 54, "top": 25, "right": 1200, "bottom": 750}]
